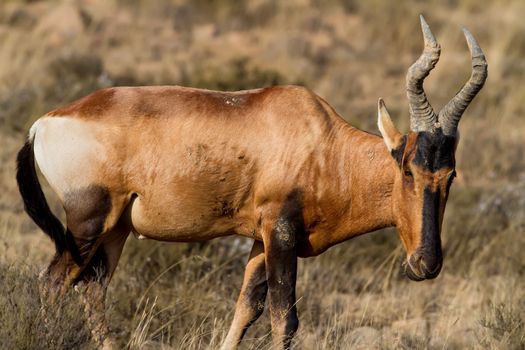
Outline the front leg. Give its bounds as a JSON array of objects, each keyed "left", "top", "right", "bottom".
[
  {"left": 261, "top": 195, "right": 303, "bottom": 349},
  {"left": 221, "top": 240, "right": 267, "bottom": 350}
]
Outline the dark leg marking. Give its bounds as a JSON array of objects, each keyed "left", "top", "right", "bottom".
[
  {"left": 42, "top": 185, "right": 127, "bottom": 347},
  {"left": 64, "top": 185, "right": 112, "bottom": 245},
  {"left": 265, "top": 189, "right": 304, "bottom": 349},
  {"left": 63, "top": 185, "right": 112, "bottom": 265},
  {"left": 41, "top": 185, "right": 112, "bottom": 293}
]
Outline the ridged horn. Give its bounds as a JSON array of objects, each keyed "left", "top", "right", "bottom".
[
  {"left": 406, "top": 15, "right": 440, "bottom": 133},
  {"left": 438, "top": 28, "right": 488, "bottom": 136}
]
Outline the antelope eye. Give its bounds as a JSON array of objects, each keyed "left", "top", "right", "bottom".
[{"left": 404, "top": 169, "right": 413, "bottom": 177}]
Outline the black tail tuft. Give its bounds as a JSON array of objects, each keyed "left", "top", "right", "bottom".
[{"left": 16, "top": 140, "right": 67, "bottom": 255}]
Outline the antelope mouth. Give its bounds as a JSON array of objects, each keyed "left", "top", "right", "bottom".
[
  {"left": 403, "top": 260, "right": 426, "bottom": 281},
  {"left": 403, "top": 255, "right": 442, "bottom": 281}
]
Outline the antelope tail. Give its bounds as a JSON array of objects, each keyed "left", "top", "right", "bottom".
[{"left": 16, "top": 135, "right": 82, "bottom": 264}]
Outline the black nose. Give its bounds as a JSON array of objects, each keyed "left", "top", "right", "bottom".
[{"left": 405, "top": 251, "right": 443, "bottom": 281}]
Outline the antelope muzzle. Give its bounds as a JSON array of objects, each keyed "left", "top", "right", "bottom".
[{"left": 404, "top": 245, "right": 443, "bottom": 281}]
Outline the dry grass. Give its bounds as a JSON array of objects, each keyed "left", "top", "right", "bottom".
[{"left": 1, "top": 0, "right": 524, "bottom": 349}]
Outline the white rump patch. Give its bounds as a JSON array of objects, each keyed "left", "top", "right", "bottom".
[{"left": 32, "top": 116, "right": 108, "bottom": 198}]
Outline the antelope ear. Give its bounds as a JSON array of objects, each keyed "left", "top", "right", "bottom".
[{"left": 377, "top": 98, "right": 403, "bottom": 152}]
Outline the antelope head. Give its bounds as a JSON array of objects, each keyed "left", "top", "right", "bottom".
[{"left": 378, "top": 16, "right": 487, "bottom": 281}]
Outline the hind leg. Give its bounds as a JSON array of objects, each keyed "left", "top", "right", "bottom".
[
  {"left": 41, "top": 224, "right": 128, "bottom": 348},
  {"left": 41, "top": 185, "right": 130, "bottom": 346},
  {"left": 42, "top": 185, "right": 123, "bottom": 288},
  {"left": 78, "top": 222, "right": 129, "bottom": 346}
]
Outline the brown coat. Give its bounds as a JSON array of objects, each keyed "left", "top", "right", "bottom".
[{"left": 35, "top": 85, "right": 397, "bottom": 257}]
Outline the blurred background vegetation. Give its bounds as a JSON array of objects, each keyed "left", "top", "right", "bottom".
[{"left": 0, "top": 0, "right": 524, "bottom": 349}]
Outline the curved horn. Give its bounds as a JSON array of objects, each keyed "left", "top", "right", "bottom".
[
  {"left": 438, "top": 28, "right": 488, "bottom": 136},
  {"left": 407, "top": 15, "right": 440, "bottom": 133}
]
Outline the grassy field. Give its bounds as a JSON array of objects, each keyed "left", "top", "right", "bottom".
[{"left": 1, "top": 0, "right": 524, "bottom": 349}]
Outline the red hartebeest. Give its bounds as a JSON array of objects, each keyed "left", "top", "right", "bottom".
[{"left": 16, "top": 16, "right": 486, "bottom": 349}]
